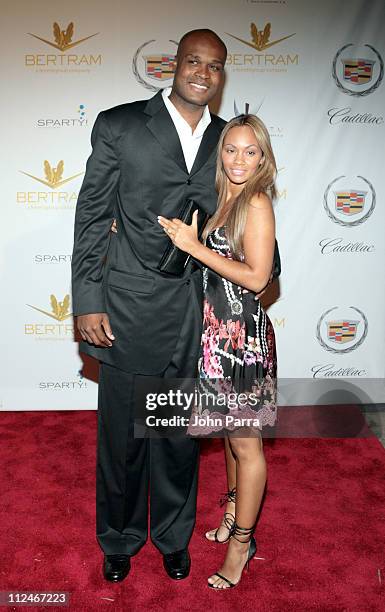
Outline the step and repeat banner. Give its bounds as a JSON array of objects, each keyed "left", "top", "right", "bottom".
[{"left": 1, "top": 0, "right": 384, "bottom": 410}]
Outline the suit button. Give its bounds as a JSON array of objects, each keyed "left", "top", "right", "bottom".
[
  {"left": 186, "top": 179, "right": 191, "bottom": 185},
  {"left": 186, "top": 279, "right": 191, "bottom": 285}
]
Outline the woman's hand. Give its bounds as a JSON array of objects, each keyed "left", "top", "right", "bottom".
[
  {"left": 157, "top": 211, "right": 201, "bottom": 256},
  {"left": 111, "top": 219, "right": 117, "bottom": 233}
]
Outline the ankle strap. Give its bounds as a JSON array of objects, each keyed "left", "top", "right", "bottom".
[
  {"left": 223, "top": 513, "right": 235, "bottom": 530},
  {"left": 219, "top": 487, "right": 236, "bottom": 507},
  {"left": 231, "top": 522, "right": 255, "bottom": 543}
]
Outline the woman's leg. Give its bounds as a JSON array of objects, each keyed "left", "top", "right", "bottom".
[
  {"left": 205, "top": 437, "right": 237, "bottom": 541},
  {"left": 208, "top": 434, "right": 266, "bottom": 588}
]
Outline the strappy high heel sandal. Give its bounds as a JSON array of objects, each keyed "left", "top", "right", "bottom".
[
  {"left": 205, "top": 487, "right": 236, "bottom": 544},
  {"left": 207, "top": 522, "right": 257, "bottom": 589}
]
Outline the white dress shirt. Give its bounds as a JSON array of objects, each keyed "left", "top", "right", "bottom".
[{"left": 162, "top": 86, "right": 211, "bottom": 173}]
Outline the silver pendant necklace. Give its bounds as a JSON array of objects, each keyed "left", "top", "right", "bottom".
[{"left": 222, "top": 278, "right": 243, "bottom": 315}]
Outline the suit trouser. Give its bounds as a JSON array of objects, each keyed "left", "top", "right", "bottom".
[{"left": 96, "top": 277, "right": 202, "bottom": 555}]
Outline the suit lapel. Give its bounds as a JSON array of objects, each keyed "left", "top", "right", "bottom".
[
  {"left": 144, "top": 93, "right": 188, "bottom": 174},
  {"left": 189, "top": 119, "right": 222, "bottom": 177},
  {"left": 143, "top": 92, "right": 223, "bottom": 177}
]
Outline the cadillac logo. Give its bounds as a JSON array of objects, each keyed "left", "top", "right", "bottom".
[
  {"left": 341, "top": 58, "right": 375, "bottom": 84},
  {"left": 132, "top": 39, "right": 177, "bottom": 91},
  {"left": 332, "top": 44, "right": 383, "bottom": 96},
  {"left": 316, "top": 307, "right": 368, "bottom": 354},
  {"left": 144, "top": 55, "right": 175, "bottom": 80},
  {"left": 334, "top": 191, "right": 366, "bottom": 216},
  {"left": 323, "top": 176, "right": 375, "bottom": 227}
]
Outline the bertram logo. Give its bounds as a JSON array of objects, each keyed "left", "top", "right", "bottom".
[
  {"left": 25, "top": 294, "right": 74, "bottom": 339},
  {"left": 18, "top": 160, "right": 84, "bottom": 209},
  {"left": 332, "top": 44, "right": 383, "bottom": 96},
  {"left": 20, "top": 160, "right": 83, "bottom": 189},
  {"left": 132, "top": 39, "right": 178, "bottom": 91},
  {"left": 25, "top": 21, "right": 101, "bottom": 71},
  {"left": 225, "top": 22, "right": 298, "bottom": 71},
  {"left": 36, "top": 104, "right": 88, "bottom": 128},
  {"left": 323, "top": 175, "right": 375, "bottom": 227},
  {"left": 29, "top": 22, "right": 98, "bottom": 51},
  {"left": 227, "top": 22, "right": 295, "bottom": 51},
  {"left": 27, "top": 294, "right": 72, "bottom": 321},
  {"left": 316, "top": 306, "right": 368, "bottom": 354}
]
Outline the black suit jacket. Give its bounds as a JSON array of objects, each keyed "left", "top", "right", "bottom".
[{"left": 72, "top": 91, "right": 225, "bottom": 374}]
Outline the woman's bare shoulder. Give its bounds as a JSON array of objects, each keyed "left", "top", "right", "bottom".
[{"left": 248, "top": 192, "right": 272, "bottom": 210}]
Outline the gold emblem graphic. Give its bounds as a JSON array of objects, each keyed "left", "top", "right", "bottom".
[
  {"left": 28, "top": 22, "right": 99, "bottom": 52},
  {"left": 226, "top": 22, "right": 295, "bottom": 52},
  {"left": 20, "top": 160, "right": 84, "bottom": 189},
  {"left": 27, "top": 294, "right": 72, "bottom": 321}
]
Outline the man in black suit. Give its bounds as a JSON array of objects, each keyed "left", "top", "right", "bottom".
[{"left": 72, "top": 29, "right": 227, "bottom": 582}]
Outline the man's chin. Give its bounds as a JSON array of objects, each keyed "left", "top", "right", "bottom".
[
  {"left": 184, "top": 93, "right": 211, "bottom": 107},
  {"left": 171, "top": 88, "right": 211, "bottom": 108}
]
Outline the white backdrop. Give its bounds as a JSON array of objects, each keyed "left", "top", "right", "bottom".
[{"left": 1, "top": 0, "right": 384, "bottom": 410}]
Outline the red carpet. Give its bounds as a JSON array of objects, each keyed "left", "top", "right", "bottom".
[{"left": 1, "top": 410, "right": 384, "bottom": 611}]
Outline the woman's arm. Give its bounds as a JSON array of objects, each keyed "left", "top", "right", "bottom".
[{"left": 158, "top": 193, "right": 275, "bottom": 293}]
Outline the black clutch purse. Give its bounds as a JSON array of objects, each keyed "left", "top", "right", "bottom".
[{"left": 158, "top": 198, "right": 209, "bottom": 276}]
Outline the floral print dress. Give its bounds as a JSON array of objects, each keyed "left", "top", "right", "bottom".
[{"left": 190, "top": 227, "right": 277, "bottom": 435}]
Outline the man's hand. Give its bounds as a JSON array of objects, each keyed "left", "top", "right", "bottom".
[{"left": 77, "top": 313, "right": 115, "bottom": 347}]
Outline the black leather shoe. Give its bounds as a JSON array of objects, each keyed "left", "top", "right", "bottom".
[
  {"left": 163, "top": 549, "right": 191, "bottom": 580},
  {"left": 103, "top": 554, "right": 131, "bottom": 582}
]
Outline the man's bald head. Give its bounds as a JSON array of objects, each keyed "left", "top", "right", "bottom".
[
  {"left": 170, "top": 28, "right": 226, "bottom": 110},
  {"left": 177, "top": 29, "right": 227, "bottom": 62}
]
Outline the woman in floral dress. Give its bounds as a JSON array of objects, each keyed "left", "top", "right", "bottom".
[{"left": 158, "top": 114, "right": 277, "bottom": 590}]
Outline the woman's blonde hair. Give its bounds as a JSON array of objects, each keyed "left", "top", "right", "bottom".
[{"left": 205, "top": 114, "right": 277, "bottom": 260}]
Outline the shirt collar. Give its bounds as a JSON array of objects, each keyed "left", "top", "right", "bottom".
[{"left": 162, "top": 86, "right": 211, "bottom": 138}]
